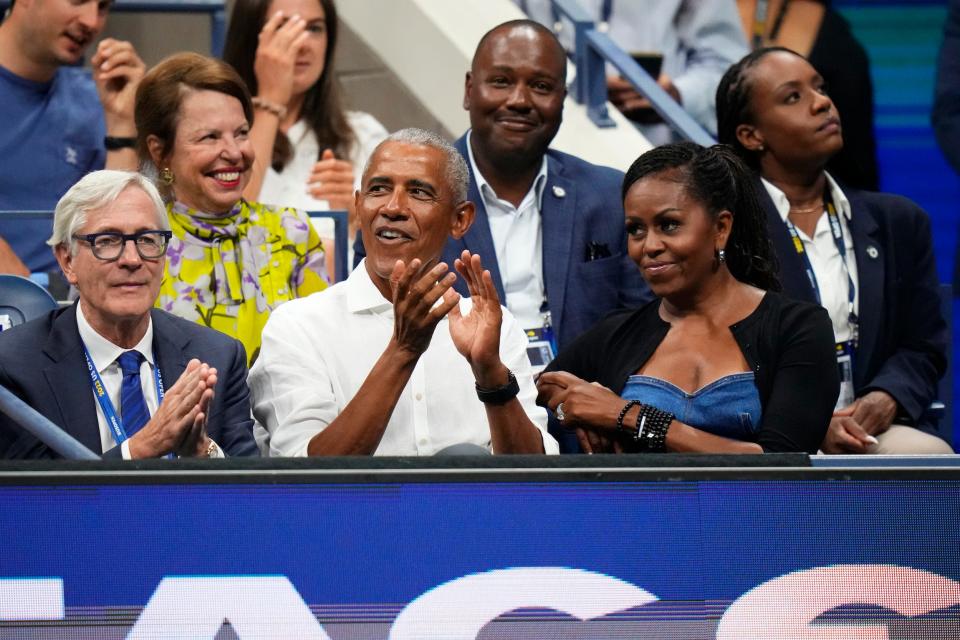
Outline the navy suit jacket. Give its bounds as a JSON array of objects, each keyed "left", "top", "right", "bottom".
[
  {"left": 0, "top": 305, "right": 260, "bottom": 459},
  {"left": 446, "top": 136, "right": 651, "bottom": 348},
  {"left": 760, "top": 183, "right": 947, "bottom": 430}
]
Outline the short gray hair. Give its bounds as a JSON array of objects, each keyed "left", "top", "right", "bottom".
[
  {"left": 363, "top": 128, "right": 469, "bottom": 204},
  {"left": 47, "top": 170, "right": 169, "bottom": 254}
]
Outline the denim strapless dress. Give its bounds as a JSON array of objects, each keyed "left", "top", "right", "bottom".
[{"left": 621, "top": 373, "right": 763, "bottom": 440}]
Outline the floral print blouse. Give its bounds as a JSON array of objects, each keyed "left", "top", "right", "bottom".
[{"left": 157, "top": 200, "right": 329, "bottom": 365}]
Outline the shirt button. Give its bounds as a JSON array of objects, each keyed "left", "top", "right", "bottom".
[
  {"left": 278, "top": 287, "right": 287, "bottom": 295},
  {"left": 415, "top": 393, "right": 423, "bottom": 401},
  {"left": 273, "top": 260, "right": 280, "bottom": 267},
  {"left": 418, "top": 438, "right": 428, "bottom": 446}
]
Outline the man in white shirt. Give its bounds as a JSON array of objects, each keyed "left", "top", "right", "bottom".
[
  {"left": 0, "top": 170, "right": 259, "bottom": 459},
  {"left": 250, "top": 128, "right": 557, "bottom": 456}
]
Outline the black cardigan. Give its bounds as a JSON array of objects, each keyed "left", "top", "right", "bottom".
[{"left": 545, "top": 292, "right": 839, "bottom": 453}]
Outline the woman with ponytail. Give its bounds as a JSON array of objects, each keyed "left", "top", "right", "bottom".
[
  {"left": 716, "top": 47, "right": 950, "bottom": 455},
  {"left": 536, "top": 142, "right": 837, "bottom": 454}
]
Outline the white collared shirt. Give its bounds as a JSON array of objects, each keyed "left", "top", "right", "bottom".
[
  {"left": 76, "top": 304, "right": 159, "bottom": 459},
  {"left": 248, "top": 261, "right": 557, "bottom": 457},
  {"left": 465, "top": 130, "right": 549, "bottom": 331},
  {"left": 762, "top": 173, "right": 860, "bottom": 342}
]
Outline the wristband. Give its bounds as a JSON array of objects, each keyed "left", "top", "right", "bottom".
[
  {"left": 104, "top": 136, "right": 136, "bottom": 150},
  {"left": 252, "top": 97, "right": 288, "bottom": 120},
  {"left": 616, "top": 400, "right": 640, "bottom": 434},
  {"left": 633, "top": 403, "right": 673, "bottom": 452},
  {"left": 475, "top": 370, "right": 519, "bottom": 405}
]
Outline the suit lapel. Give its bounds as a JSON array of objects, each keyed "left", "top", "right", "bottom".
[
  {"left": 41, "top": 304, "right": 103, "bottom": 454},
  {"left": 757, "top": 182, "right": 819, "bottom": 304},
  {"left": 845, "top": 191, "right": 883, "bottom": 386},
  {"left": 453, "top": 135, "right": 505, "bottom": 300},
  {"left": 151, "top": 310, "right": 190, "bottom": 394},
  {"left": 541, "top": 154, "right": 575, "bottom": 330}
]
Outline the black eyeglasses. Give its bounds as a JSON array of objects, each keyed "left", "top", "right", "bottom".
[{"left": 72, "top": 230, "right": 173, "bottom": 261}]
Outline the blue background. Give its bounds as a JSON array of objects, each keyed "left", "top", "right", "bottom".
[{"left": 0, "top": 480, "right": 957, "bottom": 608}]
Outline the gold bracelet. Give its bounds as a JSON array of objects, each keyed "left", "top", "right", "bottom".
[{"left": 252, "top": 97, "right": 288, "bottom": 120}]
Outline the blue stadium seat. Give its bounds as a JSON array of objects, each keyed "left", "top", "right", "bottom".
[{"left": 0, "top": 274, "right": 58, "bottom": 330}]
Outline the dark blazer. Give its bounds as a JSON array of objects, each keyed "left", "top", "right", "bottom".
[
  {"left": 0, "top": 305, "right": 260, "bottom": 459},
  {"left": 354, "top": 136, "right": 652, "bottom": 349},
  {"left": 759, "top": 182, "right": 947, "bottom": 430},
  {"left": 447, "top": 135, "right": 652, "bottom": 348}
]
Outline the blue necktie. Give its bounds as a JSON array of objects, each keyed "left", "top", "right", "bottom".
[{"left": 117, "top": 351, "right": 150, "bottom": 437}]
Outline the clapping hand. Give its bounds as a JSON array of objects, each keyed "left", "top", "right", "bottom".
[
  {"left": 127, "top": 359, "right": 217, "bottom": 459},
  {"left": 448, "top": 251, "right": 506, "bottom": 385},
  {"left": 390, "top": 258, "right": 460, "bottom": 357}
]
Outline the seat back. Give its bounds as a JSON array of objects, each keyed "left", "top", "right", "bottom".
[{"left": 0, "top": 275, "right": 58, "bottom": 330}]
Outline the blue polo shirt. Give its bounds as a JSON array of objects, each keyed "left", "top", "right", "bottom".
[{"left": 0, "top": 64, "right": 106, "bottom": 272}]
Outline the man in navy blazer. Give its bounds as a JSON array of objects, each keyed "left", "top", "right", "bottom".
[
  {"left": 452, "top": 20, "right": 650, "bottom": 351},
  {"left": 759, "top": 183, "right": 950, "bottom": 451},
  {"left": 0, "top": 171, "right": 258, "bottom": 459},
  {"left": 357, "top": 20, "right": 649, "bottom": 352}
]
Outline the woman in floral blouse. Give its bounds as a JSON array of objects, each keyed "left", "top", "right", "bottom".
[{"left": 135, "top": 52, "right": 328, "bottom": 364}]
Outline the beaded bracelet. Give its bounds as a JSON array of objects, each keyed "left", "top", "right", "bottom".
[
  {"left": 616, "top": 400, "right": 640, "bottom": 435},
  {"left": 252, "top": 97, "right": 288, "bottom": 120},
  {"left": 633, "top": 403, "right": 673, "bottom": 452}
]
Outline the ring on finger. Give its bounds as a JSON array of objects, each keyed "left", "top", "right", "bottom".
[{"left": 556, "top": 402, "right": 565, "bottom": 422}]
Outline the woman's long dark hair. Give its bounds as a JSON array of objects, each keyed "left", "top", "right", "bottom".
[
  {"left": 223, "top": 0, "right": 355, "bottom": 171},
  {"left": 622, "top": 142, "right": 781, "bottom": 292},
  {"left": 715, "top": 46, "right": 800, "bottom": 168}
]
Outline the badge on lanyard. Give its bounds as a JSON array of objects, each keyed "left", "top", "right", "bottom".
[
  {"left": 525, "top": 310, "right": 558, "bottom": 374},
  {"left": 835, "top": 341, "right": 856, "bottom": 410}
]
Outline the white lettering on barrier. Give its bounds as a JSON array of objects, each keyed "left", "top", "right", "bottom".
[
  {"left": 715, "top": 565, "right": 960, "bottom": 639},
  {"left": 1, "top": 565, "right": 957, "bottom": 638},
  {"left": 126, "top": 575, "right": 329, "bottom": 639},
  {"left": 0, "top": 578, "right": 64, "bottom": 621},
  {"left": 389, "top": 567, "right": 658, "bottom": 640}
]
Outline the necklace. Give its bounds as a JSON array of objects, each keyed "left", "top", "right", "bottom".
[{"left": 789, "top": 201, "right": 825, "bottom": 215}]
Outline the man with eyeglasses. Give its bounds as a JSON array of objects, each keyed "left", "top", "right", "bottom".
[{"left": 0, "top": 170, "right": 259, "bottom": 459}]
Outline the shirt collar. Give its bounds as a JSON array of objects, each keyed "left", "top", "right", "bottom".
[
  {"left": 76, "top": 303, "right": 155, "bottom": 374},
  {"left": 762, "top": 172, "right": 852, "bottom": 225},
  {"left": 465, "top": 129, "right": 549, "bottom": 213},
  {"left": 346, "top": 259, "right": 395, "bottom": 315}
]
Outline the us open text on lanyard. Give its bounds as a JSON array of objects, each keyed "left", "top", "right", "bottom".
[
  {"left": 783, "top": 191, "right": 859, "bottom": 409},
  {"left": 83, "top": 346, "right": 165, "bottom": 447}
]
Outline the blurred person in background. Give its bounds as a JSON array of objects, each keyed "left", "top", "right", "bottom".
[
  {"left": 223, "top": 0, "right": 388, "bottom": 266},
  {"left": 0, "top": 0, "right": 145, "bottom": 277}
]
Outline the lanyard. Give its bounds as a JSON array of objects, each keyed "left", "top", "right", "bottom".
[
  {"left": 83, "top": 345, "right": 165, "bottom": 446},
  {"left": 783, "top": 192, "right": 860, "bottom": 347}
]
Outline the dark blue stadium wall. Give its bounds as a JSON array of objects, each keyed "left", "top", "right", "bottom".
[{"left": 837, "top": 0, "right": 958, "bottom": 447}]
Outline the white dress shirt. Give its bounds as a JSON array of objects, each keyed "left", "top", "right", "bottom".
[
  {"left": 76, "top": 304, "right": 159, "bottom": 459},
  {"left": 762, "top": 173, "right": 860, "bottom": 343},
  {"left": 248, "top": 261, "right": 557, "bottom": 457},
  {"left": 465, "top": 130, "right": 549, "bottom": 331}
]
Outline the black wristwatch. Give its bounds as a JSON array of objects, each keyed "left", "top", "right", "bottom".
[
  {"left": 104, "top": 136, "right": 136, "bottom": 151},
  {"left": 475, "top": 371, "right": 520, "bottom": 405}
]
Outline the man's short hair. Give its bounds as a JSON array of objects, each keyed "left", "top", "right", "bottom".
[
  {"left": 48, "top": 170, "right": 169, "bottom": 255},
  {"left": 363, "top": 128, "right": 469, "bottom": 204},
  {"left": 472, "top": 19, "right": 568, "bottom": 83}
]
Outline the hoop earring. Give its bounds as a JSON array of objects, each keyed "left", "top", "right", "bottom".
[{"left": 160, "top": 167, "right": 174, "bottom": 185}]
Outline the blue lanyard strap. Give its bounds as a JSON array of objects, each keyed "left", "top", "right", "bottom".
[
  {"left": 783, "top": 191, "right": 859, "bottom": 347},
  {"left": 82, "top": 346, "right": 165, "bottom": 446}
]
